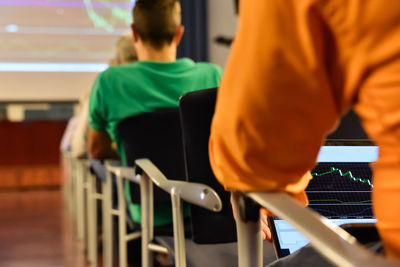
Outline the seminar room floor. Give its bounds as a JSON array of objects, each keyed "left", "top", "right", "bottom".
[{"left": 0, "top": 189, "right": 88, "bottom": 267}]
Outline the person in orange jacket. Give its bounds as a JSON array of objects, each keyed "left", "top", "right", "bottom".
[{"left": 209, "top": 0, "right": 400, "bottom": 260}]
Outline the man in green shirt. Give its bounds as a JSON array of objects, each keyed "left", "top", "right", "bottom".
[{"left": 88, "top": 0, "right": 222, "bottom": 226}]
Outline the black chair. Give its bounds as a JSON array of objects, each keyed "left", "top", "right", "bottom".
[
  {"left": 327, "top": 109, "right": 369, "bottom": 139},
  {"left": 104, "top": 108, "right": 221, "bottom": 267},
  {"left": 177, "top": 88, "right": 276, "bottom": 266},
  {"left": 120, "top": 108, "right": 186, "bottom": 205},
  {"left": 179, "top": 88, "right": 236, "bottom": 243}
]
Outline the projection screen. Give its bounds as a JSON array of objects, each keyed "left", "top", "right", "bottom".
[{"left": 0, "top": 0, "right": 135, "bottom": 101}]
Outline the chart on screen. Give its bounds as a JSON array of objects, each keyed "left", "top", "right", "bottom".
[{"left": 308, "top": 162, "right": 374, "bottom": 219}]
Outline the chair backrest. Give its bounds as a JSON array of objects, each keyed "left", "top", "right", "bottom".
[
  {"left": 179, "top": 88, "right": 237, "bottom": 244},
  {"left": 118, "top": 108, "right": 186, "bottom": 204},
  {"left": 327, "top": 109, "right": 369, "bottom": 139}
]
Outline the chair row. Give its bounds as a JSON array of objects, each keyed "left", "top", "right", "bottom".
[
  {"left": 61, "top": 152, "right": 99, "bottom": 266},
  {"left": 61, "top": 88, "right": 397, "bottom": 267}
]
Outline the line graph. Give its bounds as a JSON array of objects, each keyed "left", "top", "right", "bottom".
[
  {"left": 307, "top": 162, "right": 374, "bottom": 218},
  {"left": 309, "top": 199, "right": 371, "bottom": 204},
  {"left": 311, "top": 207, "right": 373, "bottom": 218},
  {"left": 312, "top": 167, "right": 373, "bottom": 188}
]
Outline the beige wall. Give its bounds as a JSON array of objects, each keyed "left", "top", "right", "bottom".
[
  {"left": 207, "top": 0, "right": 238, "bottom": 68},
  {"left": 0, "top": 72, "right": 97, "bottom": 101}
]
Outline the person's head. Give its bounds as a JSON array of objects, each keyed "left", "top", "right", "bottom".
[
  {"left": 109, "top": 34, "right": 137, "bottom": 66},
  {"left": 131, "top": 0, "right": 184, "bottom": 61}
]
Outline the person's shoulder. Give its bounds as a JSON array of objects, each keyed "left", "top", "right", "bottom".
[
  {"left": 92, "top": 63, "right": 138, "bottom": 95},
  {"left": 194, "top": 61, "right": 222, "bottom": 71},
  {"left": 185, "top": 61, "right": 223, "bottom": 88},
  {"left": 192, "top": 61, "right": 223, "bottom": 77},
  {"left": 102, "top": 62, "right": 139, "bottom": 77},
  {"left": 94, "top": 63, "right": 139, "bottom": 89}
]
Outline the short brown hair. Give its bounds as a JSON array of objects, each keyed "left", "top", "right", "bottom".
[{"left": 133, "top": 0, "right": 181, "bottom": 49}]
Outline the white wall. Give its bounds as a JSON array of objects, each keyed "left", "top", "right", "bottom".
[{"left": 207, "top": 0, "right": 238, "bottom": 68}]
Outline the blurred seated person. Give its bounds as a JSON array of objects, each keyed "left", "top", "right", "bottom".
[
  {"left": 70, "top": 33, "right": 138, "bottom": 159},
  {"left": 59, "top": 115, "right": 79, "bottom": 153},
  {"left": 88, "top": 0, "right": 222, "bottom": 229}
]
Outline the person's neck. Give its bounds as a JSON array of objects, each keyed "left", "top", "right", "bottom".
[{"left": 138, "top": 43, "right": 177, "bottom": 62}]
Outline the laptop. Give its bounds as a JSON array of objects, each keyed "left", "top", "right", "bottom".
[{"left": 269, "top": 140, "right": 378, "bottom": 258}]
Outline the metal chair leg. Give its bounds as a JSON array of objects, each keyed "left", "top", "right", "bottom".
[
  {"left": 72, "top": 159, "right": 79, "bottom": 234},
  {"left": 87, "top": 170, "right": 98, "bottom": 266},
  {"left": 141, "top": 173, "right": 154, "bottom": 267},
  {"left": 103, "top": 170, "right": 114, "bottom": 267},
  {"left": 83, "top": 168, "right": 89, "bottom": 253},
  {"left": 171, "top": 188, "right": 186, "bottom": 267},
  {"left": 77, "top": 161, "right": 85, "bottom": 243},
  {"left": 232, "top": 192, "right": 263, "bottom": 267},
  {"left": 117, "top": 175, "right": 128, "bottom": 267}
]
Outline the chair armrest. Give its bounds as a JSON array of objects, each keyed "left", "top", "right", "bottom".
[
  {"left": 106, "top": 165, "right": 140, "bottom": 184},
  {"left": 135, "top": 158, "right": 222, "bottom": 212},
  {"left": 246, "top": 192, "right": 399, "bottom": 267}
]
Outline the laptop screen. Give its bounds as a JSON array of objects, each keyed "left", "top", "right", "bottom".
[{"left": 270, "top": 143, "right": 378, "bottom": 257}]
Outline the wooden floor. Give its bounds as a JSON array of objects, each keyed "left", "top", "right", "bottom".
[{"left": 0, "top": 189, "right": 87, "bottom": 267}]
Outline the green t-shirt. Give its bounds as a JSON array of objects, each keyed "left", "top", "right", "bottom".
[{"left": 89, "top": 58, "right": 222, "bottom": 226}]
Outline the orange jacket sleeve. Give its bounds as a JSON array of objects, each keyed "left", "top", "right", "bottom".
[
  {"left": 209, "top": 0, "right": 400, "bottom": 259},
  {"left": 209, "top": 0, "right": 338, "bottom": 194}
]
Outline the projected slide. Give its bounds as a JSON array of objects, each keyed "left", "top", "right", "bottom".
[
  {"left": 307, "top": 163, "right": 374, "bottom": 219},
  {"left": 0, "top": 0, "right": 135, "bottom": 100},
  {"left": 1, "top": 0, "right": 134, "bottom": 67}
]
